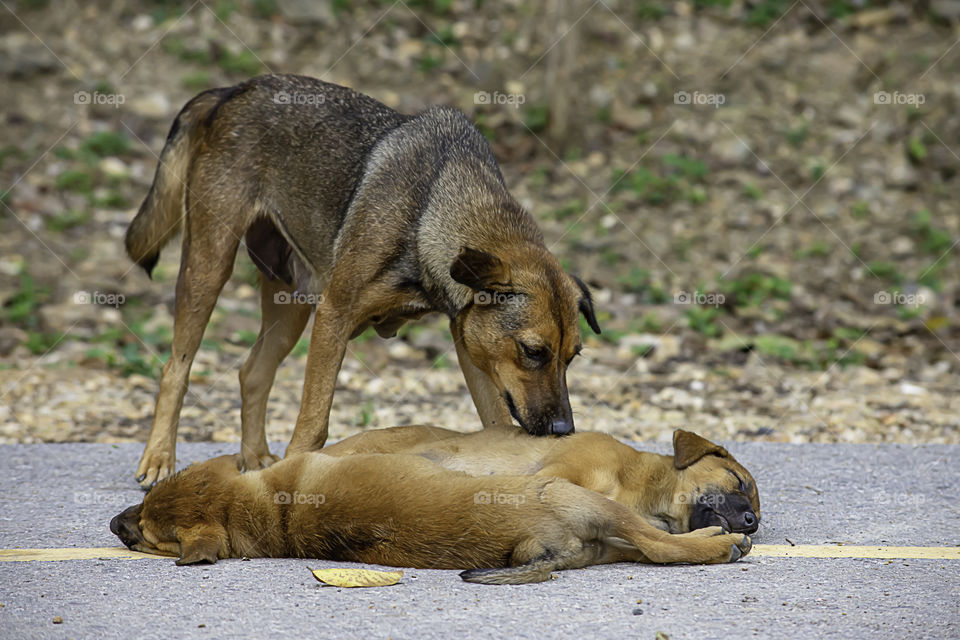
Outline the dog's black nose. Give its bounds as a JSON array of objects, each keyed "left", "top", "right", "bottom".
[
  {"left": 550, "top": 418, "right": 574, "bottom": 435},
  {"left": 737, "top": 510, "right": 759, "bottom": 534}
]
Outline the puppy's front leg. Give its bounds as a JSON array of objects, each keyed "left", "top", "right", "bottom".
[
  {"left": 606, "top": 505, "right": 752, "bottom": 565},
  {"left": 286, "top": 303, "right": 350, "bottom": 456}
]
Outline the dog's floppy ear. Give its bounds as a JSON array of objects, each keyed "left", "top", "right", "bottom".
[
  {"left": 175, "top": 524, "right": 226, "bottom": 566},
  {"left": 571, "top": 275, "right": 601, "bottom": 334},
  {"left": 673, "top": 430, "right": 729, "bottom": 469},
  {"left": 450, "top": 247, "right": 510, "bottom": 291}
]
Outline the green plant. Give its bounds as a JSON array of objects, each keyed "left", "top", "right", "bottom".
[
  {"left": 746, "top": 0, "right": 792, "bottom": 27},
  {"left": 45, "top": 209, "right": 90, "bottom": 232},
  {"left": 867, "top": 260, "right": 901, "bottom": 282},
  {"left": 54, "top": 169, "right": 94, "bottom": 193},
  {"left": 219, "top": 49, "right": 262, "bottom": 75},
  {"left": 910, "top": 209, "right": 952, "bottom": 255},
  {"left": 907, "top": 137, "right": 927, "bottom": 163},
  {"left": 80, "top": 131, "right": 130, "bottom": 157},
  {"left": 850, "top": 201, "right": 870, "bottom": 219},
  {"left": 181, "top": 71, "right": 211, "bottom": 91},
  {"left": 94, "top": 191, "right": 129, "bottom": 208},
  {"left": 785, "top": 121, "right": 809, "bottom": 148},
  {"left": 721, "top": 272, "right": 792, "bottom": 307},
  {"left": 743, "top": 182, "right": 763, "bottom": 200},
  {"left": 686, "top": 307, "right": 722, "bottom": 337},
  {"left": 25, "top": 331, "right": 63, "bottom": 355},
  {"left": 795, "top": 241, "right": 829, "bottom": 258},
  {"left": 3, "top": 272, "right": 49, "bottom": 326},
  {"left": 523, "top": 105, "right": 550, "bottom": 133}
]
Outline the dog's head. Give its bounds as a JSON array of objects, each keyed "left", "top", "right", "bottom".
[
  {"left": 110, "top": 454, "right": 240, "bottom": 564},
  {"left": 670, "top": 430, "right": 760, "bottom": 534},
  {"left": 451, "top": 246, "right": 600, "bottom": 436}
]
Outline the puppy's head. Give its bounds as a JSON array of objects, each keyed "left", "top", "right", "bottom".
[
  {"left": 111, "top": 454, "right": 241, "bottom": 564},
  {"left": 451, "top": 245, "right": 600, "bottom": 437},
  {"left": 671, "top": 430, "right": 760, "bottom": 534}
]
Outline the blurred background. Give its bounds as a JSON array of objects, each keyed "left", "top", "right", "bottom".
[{"left": 0, "top": 0, "right": 957, "bottom": 447}]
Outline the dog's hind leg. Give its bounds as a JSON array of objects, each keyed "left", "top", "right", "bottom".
[
  {"left": 238, "top": 273, "right": 311, "bottom": 471},
  {"left": 136, "top": 202, "right": 243, "bottom": 489}
]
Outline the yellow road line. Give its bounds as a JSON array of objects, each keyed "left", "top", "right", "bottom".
[
  {"left": 751, "top": 544, "right": 960, "bottom": 559},
  {"left": 0, "top": 547, "right": 169, "bottom": 562},
  {"left": 1, "top": 544, "right": 959, "bottom": 563}
]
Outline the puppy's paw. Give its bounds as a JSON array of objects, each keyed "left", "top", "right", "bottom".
[
  {"left": 241, "top": 450, "right": 280, "bottom": 472},
  {"left": 722, "top": 534, "right": 752, "bottom": 562},
  {"left": 136, "top": 449, "right": 175, "bottom": 490}
]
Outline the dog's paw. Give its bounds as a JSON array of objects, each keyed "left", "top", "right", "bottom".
[
  {"left": 136, "top": 449, "right": 175, "bottom": 490},
  {"left": 241, "top": 451, "right": 280, "bottom": 472},
  {"left": 726, "top": 534, "right": 752, "bottom": 562}
]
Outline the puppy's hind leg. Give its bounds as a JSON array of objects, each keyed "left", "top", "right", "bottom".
[{"left": 238, "top": 273, "right": 311, "bottom": 471}]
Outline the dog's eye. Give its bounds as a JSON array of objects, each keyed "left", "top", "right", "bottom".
[
  {"left": 731, "top": 471, "right": 749, "bottom": 493},
  {"left": 520, "top": 343, "right": 549, "bottom": 362}
]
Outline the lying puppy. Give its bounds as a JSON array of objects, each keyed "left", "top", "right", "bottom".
[
  {"left": 321, "top": 427, "right": 760, "bottom": 535},
  {"left": 111, "top": 430, "right": 758, "bottom": 583}
]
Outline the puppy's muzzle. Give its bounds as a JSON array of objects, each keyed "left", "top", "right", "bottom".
[{"left": 111, "top": 504, "right": 145, "bottom": 549}]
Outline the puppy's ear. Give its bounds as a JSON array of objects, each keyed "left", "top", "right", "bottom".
[
  {"left": 571, "top": 275, "right": 601, "bottom": 335},
  {"left": 175, "top": 524, "right": 225, "bottom": 566},
  {"left": 673, "top": 430, "right": 729, "bottom": 470},
  {"left": 450, "top": 247, "right": 510, "bottom": 291}
]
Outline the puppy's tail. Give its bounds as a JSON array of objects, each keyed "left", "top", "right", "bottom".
[
  {"left": 125, "top": 87, "right": 234, "bottom": 277},
  {"left": 459, "top": 552, "right": 559, "bottom": 585}
]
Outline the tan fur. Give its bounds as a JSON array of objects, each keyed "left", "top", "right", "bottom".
[{"left": 112, "top": 429, "right": 757, "bottom": 584}]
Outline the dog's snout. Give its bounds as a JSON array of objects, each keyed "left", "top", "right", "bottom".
[
  {"left": 738, "top": 510, "right": 759, "bottom": 534},
  {"left": 550, "top": 417, "right": 574, "bottom": 436},
  {"left": 111, "top": 504, "right": 144, "bottom": 548}
]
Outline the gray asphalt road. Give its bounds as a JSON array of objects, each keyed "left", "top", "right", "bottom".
[{"left": 1, "top": 440, "right": 958, "bottom": 639}]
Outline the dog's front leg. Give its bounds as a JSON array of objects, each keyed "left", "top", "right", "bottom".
[
  {"left": 450, "top": 319, "right": 515, "bottom": 431},
  {"left": 286, "top": 303, "right": 350, "bottom": 456}
]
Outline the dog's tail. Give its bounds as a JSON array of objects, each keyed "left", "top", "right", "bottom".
[
  {"left": 125, "top": 88, "right": 232, "bottom": 277},
  {"left": 459, "top": 552, "right": 560, "bottom": 585}
]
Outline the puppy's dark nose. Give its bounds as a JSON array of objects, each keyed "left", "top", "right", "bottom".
[
  {"left": 110, "top": 504, "right": 143, "bottom": 548},
  {"left": 550, "top": 417, "right": 574, "bottom": 436},
  {"left": 739, "top": 511, "right": 758, "bottom": 534},
  {"left": 109, "top": 513, "right": 122, "bottom": 536}
]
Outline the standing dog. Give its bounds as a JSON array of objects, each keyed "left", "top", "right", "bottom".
[
  {"left": 111, "top": 430, "right": 756, "bottom": 584},
  {"left": 126, "top": 74, "right": 600, "bottom": 488}
]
